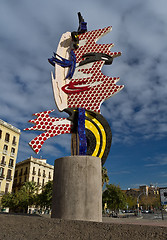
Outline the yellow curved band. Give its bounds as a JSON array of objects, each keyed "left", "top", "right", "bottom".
[{"left": 85, "top": 113, "right": 106, "bottom": 159}]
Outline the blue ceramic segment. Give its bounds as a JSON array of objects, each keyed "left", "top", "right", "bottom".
[
  {"left": 78, "top": 108, "right": 87, "bottom": 155},
  {"left": 65, "top": 50, "right": 76, "bottom": 79},
  {"left": 48, "top": 50, "right": 76, "bottom": 79}
]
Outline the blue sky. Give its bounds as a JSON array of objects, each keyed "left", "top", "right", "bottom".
[{"left": 0, "top": 0, "right": 167, "bottom": 190}]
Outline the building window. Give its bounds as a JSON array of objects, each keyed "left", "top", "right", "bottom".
[
  {"left": 24, "top": 167, "right": 28, "bottom": 175},
  {"left": 49, "top": 172, "right": 51, "bottom": 179},
  {"left": 11, "top": 147, "right": 15, "bottom": 157},
  {"left": 9, "top": 159, "right": 14, "bottom": 167},
  {"left": 0, "top": 181, "right": 1, "bottom": 191},
  {"left": 12, "top": 136, "right": 16, "bottom": 145},
  {"left": 5, "top": 133, "right": 10, "bottom": 142},
  {"left": 3, "top": 145, "right": 8, "bottom": 155},
  {"left": 32, "top": 167, "right": 36, "bottom": 175},
  {"left": 3, "top": 145, "right": 8, "bottom": 150},
  {"left": 5, "top": 183, "right": 9, "bottom": 194},
  {"left": 37, "top": 178, "right": 40, "bottom": 186},
  {"left": 6, "top": 169, "right": 12, "bottom": 180},
  {"left": 19, "top": 168, "right": 23, "bottom": 176},
  {"left": 32, "top": 176, "right": 34, "bottom": 182},
  {"left": 43, "top": 170, "right": 46, "bottom": 177},
  {"left": 0, "top": 167, "right": 4, "bottom": 178},
  {"left": 0, "top": 130, "right": 2, "bottom": 139},
  {"left": 14, "top": 170, "right": 18, "bottom": 178},
  {"left": 24, "top": 176, "right": 27, "bottom": 182},
  {"left": 42, "top": 179, "right": 45, "bottom": 187},
  {"left": 19, "top": 177, "right": 21, "bottom": 183},
  {"left": 1, "top": 156, "right": 6, "bottom": 165},
  {"left": 38, "top": 169, "right": 41, "bottom": 176},
  {"left": 3, "top": 145, "right": 8, "bottom": 153}
]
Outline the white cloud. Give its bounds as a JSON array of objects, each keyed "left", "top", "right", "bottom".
[
  {"left": 145, "top": 154, "right": 167, "bottom": 167},
  {"left": 0, "top": 0, "right": 167, "bottom": 163}
]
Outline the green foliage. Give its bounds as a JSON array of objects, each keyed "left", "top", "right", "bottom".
[
  {"left": 1, "top": 193, "right": 15, "bottom": 209},
  {"left": 126, "top": 195, "right": 137, "bottom": 210},
  {"left": 102, "top": 184, "right": 127, "bottom": 211},
  {"left": 1, "top": 181, "right": 39, "bottom": 212},
  {"left": 21, "top": 181, "right": 39, "bottom": 206},
  {"left": 140, "top": 194, "right": 161, "bottom": 210},
  {"left": 36, "top": 181, "right": 53, "bottom": 209}
]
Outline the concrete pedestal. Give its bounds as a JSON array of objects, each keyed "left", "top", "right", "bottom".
[{"left": 51, "top": 156, "right": 102, "bottom": 222}]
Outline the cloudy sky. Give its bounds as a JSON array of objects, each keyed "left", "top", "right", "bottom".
[{"left": 0, "top": 0, "right": 167, "bottom": 190}]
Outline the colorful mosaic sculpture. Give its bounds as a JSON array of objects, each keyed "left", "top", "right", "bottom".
[{"left": 25, "top": 13, "right": 124, "bottom": 165}]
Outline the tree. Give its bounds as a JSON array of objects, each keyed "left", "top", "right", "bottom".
[
  {"left": 126, "top": 195, "right": 137, "bottom": 210},
  {"left": 36, "top": 181, "right": 53, "bottom": 210},
  {"left": 1, "top": 181, "right": 39, "bottom": 212},
  {"left": 21, "top": 181, "right": 39, "bottom": 207},
  {"left": 102, "top": 184, "right": 126, "bottom": 211},
  {"left": 1, "top": 191, "right": 28, "bottom": 212},
  {"left": 140, "top": 194, "right": 160, "bottom": 210},
  {"left": 1, "top": 193, "right": 15, "bottom": 209},
  {"left": 102, "top": 166, "right": 109, "bottom": 188}
]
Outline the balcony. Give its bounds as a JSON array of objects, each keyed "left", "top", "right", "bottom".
[
  {"left": 3, "top": 150, "right": 8, "bottom": 155},
  {"left": 32, "top": 171, "right": 36, "bottom": 175},
  {"left": 43, "top": 173, "right": 46, "bottom": 178},
  {"left": 8, "top": 164, "right": 14, "bottom": 169},
  {"left": 38, "top": 172, "right": 41, "bottom": 177},
  {"left": 6, "top": 176, "right": 12, "bottom": 181},
  {"left": 48, "top": 175, "right": 51, "bottom": 179},
  {"left": 0, "top": 174, "right": 5, "bottom": 180},
  {"left": 10, "top": 152, "right": 15, "bottom": 158},
  {"left": 0, "top": 161, "right": 6, "bottom": 166}
]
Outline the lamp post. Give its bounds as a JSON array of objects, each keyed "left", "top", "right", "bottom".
[{"left": 137, "top": 192, "right": 145, "bottom": 217}]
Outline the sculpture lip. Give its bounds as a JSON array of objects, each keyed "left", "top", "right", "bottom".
[
  {"left": 62, "top": 81, "right": 91, "bottom": 94},
  {"left": 61, "top": 80, "right": 103, "bottom": 94}
]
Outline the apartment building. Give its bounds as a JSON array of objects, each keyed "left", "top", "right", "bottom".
[
  {"left": 125, "top": 184, "right": 159, "bottom": 198},
  {"left": 12, "top": 156, "right": 54, "bottom": 193},
  {"left": 0, "top": 119, "right": 21, "bottom": 200}
]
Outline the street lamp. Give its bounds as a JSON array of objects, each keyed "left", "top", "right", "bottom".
[{"left": 137, "top": 191, "right": 145, "bottom": 217}]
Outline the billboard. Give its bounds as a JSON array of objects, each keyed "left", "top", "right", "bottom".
[{"left": 159, "top": 187, "right": 167, "bottom": 205}]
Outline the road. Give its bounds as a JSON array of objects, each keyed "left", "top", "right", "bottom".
[
  {"left": 142, "top": 211, "right": 167, "bottom": 220},
  {"left": 102, "top": 212, "right": 167, "bottom": 227}
]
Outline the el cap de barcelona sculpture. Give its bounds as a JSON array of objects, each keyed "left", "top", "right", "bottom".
[{"left": 25, "top": 12, "right": 124, "bottom": 166}]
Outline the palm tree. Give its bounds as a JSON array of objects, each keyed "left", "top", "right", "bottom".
[
  {"left": 22, "top": 181, "right": 39, "bottom": 194},
  {"left": 21, "top": 181, "right": 39, "bottom": 207},
  {"left": 36, "top": 181, "right": 53, "bottom": 210},
  {"left": 102, "top": 166, "right": 109, "bottom": 188}
]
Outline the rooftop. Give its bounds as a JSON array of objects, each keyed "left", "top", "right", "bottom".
[
  {"left": 16, "top": 156, "right": 54, "bottom": 169},
  {"left": 0, "top": 119, "right": 21, "bottom": 134}
]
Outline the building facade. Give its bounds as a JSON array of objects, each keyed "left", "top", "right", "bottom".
[
  {"left": 13, "top": 156, "right": 54, "bottom": 193},
  {"left": 125, "top": 184, "right": 159, "bottom": 198},
  {"left": 0, "top": 119, "right": 21, "bottom": 200}
]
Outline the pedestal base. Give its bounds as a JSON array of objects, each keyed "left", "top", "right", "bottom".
[{"left": 51, "top": 156, "right": 102, "bottom": 222}]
